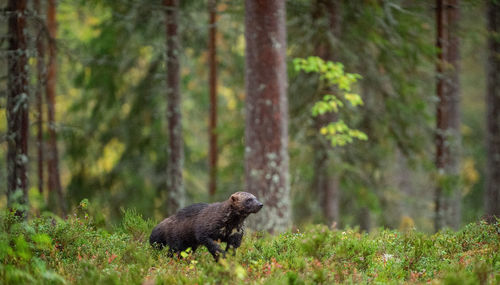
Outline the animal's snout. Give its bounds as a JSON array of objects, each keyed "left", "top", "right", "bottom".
[{"left": 254, "top": 202, "right": 263, "bottom": 212}]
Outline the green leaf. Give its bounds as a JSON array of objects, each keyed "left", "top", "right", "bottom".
[
  {"left": 31, "top": 234, "right": 52, "bottom": 251},
  {"left": 344, "top": 93, "right": 363, "bottom": 107}
]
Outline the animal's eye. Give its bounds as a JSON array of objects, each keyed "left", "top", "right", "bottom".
[{"left": 244, "top": 199, "right": 252, "bottom": 205}]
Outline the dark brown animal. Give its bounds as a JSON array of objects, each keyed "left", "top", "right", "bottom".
[{"left": 149, "top": 192, "right": 263, "bottom": 261}]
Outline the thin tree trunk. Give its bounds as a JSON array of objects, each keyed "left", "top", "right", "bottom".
[
  {"left": 312, "top": 0, "right": 342, "bottom": 227},
  {"left": 435, "top": 0, "right": 461, "bottom": 231},
  {"left": 434, "top": 0, "right": 446, "bottom": 231},
  {"left": 435, "top": 0, "right": 447, "bottom": 232},
  {"left": 208, "top": 0, "right": 218, "bottom": 197},
  {"left": 164, "top": 0, "right": 185, "bottom": 215},
  {"left": 7, "top": 0, "right": 29, "bottom": 218},
  {"left": 35, "top": 0, "right": 45, "bottom": 195},
  {"left": 245, "top": 0, "right": 290, "bottom": 233},
  {"left": 46, "top": 0, "right": 66, "bottom": 216},
  {"left": 358, "top": 206, "right": 371, "bottom": 232},
  {"left": 444, "top": 0, "right": 461, "bottom": 229},
  {"left": 312, "top": 133, "right": 340, "bottom": 226},
  {"left": 485, "top": 0, "right": 500, "bottom": 221},
  {"left": 396, "top": 149, "right": 413, "bottom": 218}
]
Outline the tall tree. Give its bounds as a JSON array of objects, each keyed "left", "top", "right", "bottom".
[
  {"left": 444, "top": 0, "right": 461, "bottom": 229},
  {"left": 485, "top": 0, "right": 500, "bottom": 220},
  {"left": 35, "top": 0, "right": 45, "bottom": 195},
  {"left": 312, "top": 0, "right": 342, "bottom": 227},
  {"left": 435, "top": 0, "right": 461, "bottom": 231},
  {"left": 435, "top": 0, "right": 446, "bottom": 231},
  {"left": 7, "top": 0, "right": 29, "bottom": 217},
  {"left": 46, "top": 0, "right": 66, "bottom": 216},
  {"left": 165, "top": 0, "right": 185, "bottom": 214},
  {"left": 245, "top": 0, "right": 290, "bottom": 233},
  {"left": 208, "top": 0, "right": 218, "bottom": 197}
]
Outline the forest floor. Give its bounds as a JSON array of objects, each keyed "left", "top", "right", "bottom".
[{"left": 1, "top": 201, "right": 499, "bottom": 284}]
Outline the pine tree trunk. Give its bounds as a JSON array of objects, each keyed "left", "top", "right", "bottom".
[
  {"left": 312, "top": 133, "right": 340, "bottom": 226},
  {"left": 444, "top": 0, "right": 461, "bottom": 229},
  {"left": 435, "top": 0, "right": 446, "bottom": 232},
  {"left": 359, "top": 207, "right": 371, "bottom": 232},
  {"left": 208, "top": 0, "right": 218, "bottom": 197},
  {"left": 485, "top": 0, "right": 500, "bottom": 220},
  {"left": 7, "top": 0, "right": 29, "bottom": 218},
  {"left": 164, "top": 0, "right": 185, "bottom": 215},
  {"left": 35, "top": 0, "right": 45, "bottom": 195},
  {"left": 435, "top": 0, "right": 461, "bottom": 231},
  {"left": 46, "top": 0, "right": 66, "bottom": 216},
  {"left": 312, "top": 0, "right": 342, "bottom": 227},
  {"left": 245, "top": 0, "right": 291, "bottom": 233},
  {"left": 396, "top": 150, "right": 413, "bottom": 218}
]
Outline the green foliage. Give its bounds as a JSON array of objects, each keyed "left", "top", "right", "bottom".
[
  {"left": 293, "top": 57, "right": 361, "bottom": 92},
  {"left": 293, "top": 56, "right": 367, "bottom": 147},
  {"left": 286, "top": 0, "right": 443, "bottom": 229},
  {"left": 0, "top": 0, "right": 490, "bottom": 243},
  {"left": 1, "top": 207, "right": 499, "bottom": 284},
  {"left": 48, "top": 0, "right": 248, "bottom": 223},
  {"left": 119, "top": 208, "right": 155, "bottom": 242}
]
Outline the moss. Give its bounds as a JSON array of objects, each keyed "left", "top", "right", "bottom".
[{"left": 1, "top": 208, "right": 498, "bottom": 284}]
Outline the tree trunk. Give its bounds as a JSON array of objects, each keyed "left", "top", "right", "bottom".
[
  {"left": 46, "top": 0, "right": 66, "bottom": 216},
  {"left": 312, "top": 0, "right": 342, "bottom": 227},
  {"left": 435, "top": 0, "right": 446, "bottom": 232},
  {"left": 358, "top": 206, "right": 371, "bottom": 232},
  {"left": 7, "top": 0, "right": 29, "bottom": 218},
  {"left": 435, "top": 0, "right": 461, "bottom": 231},
  {"left": 312, "top": 133, "right": 340, "bottom": 226},
  {"left": 165, "top": 0, "right": 185, "bottom": 215},
  {"left": 444, "top": 0, "right": 461, "bottom": 229},
  {"left": 208, "top": 0, "right": 218, "bottom": 197},
  {"left": 245, "top": 0, "right": 290, "bottom": 233},
  {"left": 35, "top": 0, "right": 45, "bottom": 195},
  {"left": 485, "top": 0, "right": 500, "bottom": 220}
]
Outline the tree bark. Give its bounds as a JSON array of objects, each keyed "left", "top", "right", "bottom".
[
  {"left": 35, "top": 0, "right": 45, "bottom": 195},
  {"left": 444, "top": 0, "right": 461, "bottom": 229},
  {"left": 485, "top": 0, "right": 500, "bottom": 220},
  {"left": 435, "top": 0, "right": 446, "bottom": 232},
  {"left": 312, "top": 0, "right": 342, "bottom": 227},
  {"left": 245, "top": 0, "right": 291, "bottom": 233},
  {"left": 165, "top": 0, "right": 185, "bottom": 215},
  {"left": 435, "top": 0, "right": 461, "bottom": 231},
  {"left": 46, "top": 0, "right": 66, "bottom": 216},
  {"left": 7, "top": 0, "right": 29, "bottom": 218},
  {"left": 358, "top": 206, "right": 371, "bottom": 232},
  {"left": 312, "top": 133, "right": 340, "bottom": 226},
  {"left": 208, "top": 0, "right": 218, "bottom": 197}
]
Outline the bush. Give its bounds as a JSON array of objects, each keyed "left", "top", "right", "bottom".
[{"left": 1, "top": 203, "right": 499, "bottom": 284}]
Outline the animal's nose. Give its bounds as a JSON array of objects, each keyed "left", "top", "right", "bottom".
[{"left": 257, "top": 202, "right": 263, "bottom": 209}]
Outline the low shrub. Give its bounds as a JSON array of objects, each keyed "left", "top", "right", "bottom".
[{"left": 1, "top": 203, "right": 498, "bottom": 284}]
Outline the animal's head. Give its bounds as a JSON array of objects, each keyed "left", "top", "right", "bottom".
[{"left": 230, "top": 192, "right": 263, "bottom": 214}]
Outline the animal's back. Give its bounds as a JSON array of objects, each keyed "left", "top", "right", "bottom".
[
  {"left": 176, "top": 203, "right": 209, "bottom": 220},
  {"left": 149, "top": 203, "right": 209, "bottom": 251}
]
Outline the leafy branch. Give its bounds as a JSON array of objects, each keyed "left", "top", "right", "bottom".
[{"left": 293, "top": 56, "right": 367, "bottom": 147}]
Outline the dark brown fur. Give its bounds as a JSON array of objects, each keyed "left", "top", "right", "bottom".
[{"left": 149, "top": 192, "right": 263, "bottom": 261}]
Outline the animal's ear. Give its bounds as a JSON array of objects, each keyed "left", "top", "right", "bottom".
[{"left": 231, "top": 194, "right": 238, "bottom": 203}]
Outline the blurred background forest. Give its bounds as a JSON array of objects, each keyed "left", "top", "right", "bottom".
[{"left": 0, "top": 0, "right": 498, "bottom": 233}]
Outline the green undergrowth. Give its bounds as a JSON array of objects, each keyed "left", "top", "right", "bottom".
[{"left": 1, "top": 202, "right": 498, "bottom": 284}]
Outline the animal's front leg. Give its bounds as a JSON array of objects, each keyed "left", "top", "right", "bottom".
[
  {"left": 226, "top": 228, "right": 244, "bottom": 255},
  {"left": 200, "top": 237, "right": 226, "bottom": 261}
]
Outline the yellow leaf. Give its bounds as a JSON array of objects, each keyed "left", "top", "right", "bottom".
[{"left": 234, "top": 265, "right": 247, "bottom": 280}]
